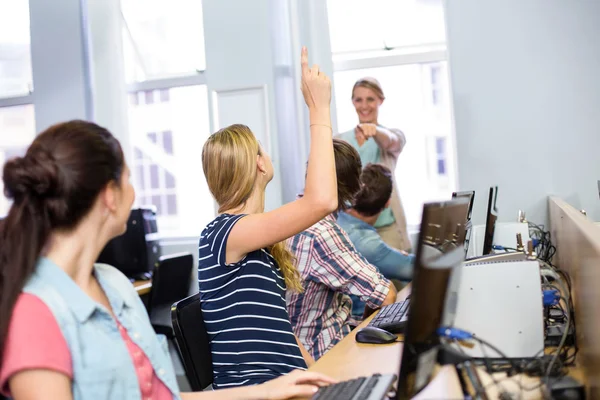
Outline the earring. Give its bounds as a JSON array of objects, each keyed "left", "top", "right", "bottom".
[{"left": 262, "top": 171, "right": 266, "bottom": 176}]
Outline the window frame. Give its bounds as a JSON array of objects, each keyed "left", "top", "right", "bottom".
[
  {"left": 332, "top": 46, "right": 447, "bottom": 72},
  {"left": 0, "top": 93, "right": 33, "bottom": 108}
]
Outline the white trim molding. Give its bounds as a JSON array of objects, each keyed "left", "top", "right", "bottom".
[
  {"left": 0, "top": 94, "right": 34, "bottom": 108},
  {"left": 126, "top": 72, "right": 207, "bottom": 93},
  {"left": 333, "top": 45, "right": 447, "bottom": 71}
]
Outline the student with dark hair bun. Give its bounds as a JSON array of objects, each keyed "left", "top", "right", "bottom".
[
  {"left": 338, "top": 163, "right": 414, "bottom": 320},
  {"left": 0, "top": 119, "right": 334, "bottom": 400}
]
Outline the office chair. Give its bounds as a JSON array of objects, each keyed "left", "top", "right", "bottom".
[
  {"left": 171, "top": 293, "right": 214, "bottom": 391},
  {"left": 148, "top": 253, "right": 194, "bottom": 337}
]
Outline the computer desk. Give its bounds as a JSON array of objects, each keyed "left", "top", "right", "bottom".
[
  {"left": 294, "top": 285, "right": 464, "bottom": 399},
  {"left": 298, "top": 286, "right": 583, "bottom": 399},
  {"left": 133, "top": 280, "right": 152, "bottom": 296}
]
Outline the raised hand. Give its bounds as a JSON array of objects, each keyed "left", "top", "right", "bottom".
[
  {"left": 300, "top": 46, "right": 331, "bottom": 111},
  {"left": 260, "top": 370, "right": 337, "bottom": 400}
]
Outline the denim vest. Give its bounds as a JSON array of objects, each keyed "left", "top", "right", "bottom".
[{"left": 20, "top": 258, "right": 181, "bottom": 400}]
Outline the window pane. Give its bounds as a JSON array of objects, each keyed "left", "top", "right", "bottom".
[
  {"left": 0, "top": 0, "right": 32, "bottom": 98},
  {"left": 147, "top": 131, "right": 157, "bottom": 143},
  {"left": 149, "top": 164, "right": 160, "bottom": 189},
  {"left": 121, "top": 0, "right": 206, "bottom": 82},
  {"left": 327, "top": 0, "right": 446, "bottom": 54},
  {"left": 162, "top": 130, "right": 173, "bottom": 154},
  {"left": 333, "top": 62, "right": 454, "bottom": 225},
  {"left": 128, "top": 85, "right": 213, "bottom": 236},
  {"left": 0, "top": 105, "right": 36, "bottom": 215},
  {"left": 151, "top": 195, "right": 162, "bottom": 215},
  {"left": 135, "top": 164, "right": 145, "bottom": 189},
  {"left": 435, "top": 137, "right": 445, "bottom": 155},
  {"left": 166, "top": 194, "right": 178, "bottom": 216},
  {"left": 159, "top": 89, "right": 170, "bottom": 102},
  {"left": 165, "top": 171, "right": 176, "bottom": 189},
  {"left": 437, "top": 159, "right": 446, "bottom": 175},
  {"left": 429, "top": 63, "right": 444, "bottom": 106},
  {"left": 144, "top": 91, "right": 154, "bottom": 105}
]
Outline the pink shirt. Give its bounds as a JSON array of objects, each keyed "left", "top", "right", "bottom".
[{"left": 0, "top": 294, "right": 174, "bottom": 399}]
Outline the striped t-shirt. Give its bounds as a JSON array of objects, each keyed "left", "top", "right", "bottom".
[{"left": 198, "top": 214, "right": 307, "bottom": 388}]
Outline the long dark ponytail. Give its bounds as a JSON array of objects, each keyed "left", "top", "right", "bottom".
[{"left": 0, "top": 120, "right": 124, "bottom": 363}]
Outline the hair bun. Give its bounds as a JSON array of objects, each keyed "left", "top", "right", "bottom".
[{"left": 3, "top": 147, "right": 60, "bottom": 200}]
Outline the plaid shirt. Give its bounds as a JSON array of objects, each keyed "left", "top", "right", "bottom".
[{"left": 286, "top": 214, "right": 391, "bottom": 360}]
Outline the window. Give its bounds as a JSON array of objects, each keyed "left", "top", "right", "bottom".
[
  {"left": 328, "top": 0, "right": 455, "bottom": 226},
  {"left": 127, "top": 86, "right": 212, "bottom": 236},
  {"left": 0, "top": 0, "right": 33, "bottom": 97},
  {"left": 121, "top": 0, "right": 206, "bottom": 83},
  {"left": 435, "top": 137, "right": 447, "bottom": 175},
  {"left": 0, "top": 1, "right": 35, "bottom": 216},
  {"left": 122, "top": 0, "right": 212, "bottom": 236},
  {"left": 0, "top": 105, "right": 36, "bottom": 216},
  {"left": 134, "top": 131, "right": 178, "bottom": 216},
  {"left": 429, "top": 64, "right": 443, "bottom": 106}
]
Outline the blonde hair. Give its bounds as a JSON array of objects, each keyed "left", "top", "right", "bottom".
[
  {"left": 202, "top": 124, "right": 303, "bottom": 292},
  {"left": 352, "top": 77, "right": 385, "bottom": 100}
]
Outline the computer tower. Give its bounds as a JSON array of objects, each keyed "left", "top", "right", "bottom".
[
  {"left": 447, "top": 259, "right": 545, "bottom": 359},
  {"left": 97, "top": 207, "right": 161, "bottom": 279}
]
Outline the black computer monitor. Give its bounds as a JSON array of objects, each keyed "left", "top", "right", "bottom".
[
  {"left": 451, "top": 191, "right": 475, "bottom": 221},
  {"left": 396, "top": 199, "right": 469, "bottom": 399},
  {"left": 482, "top": 186, "right": 498, "bottom": 255},
  {"left": 451, "top": 190, "right": 475, "bottom": 255},
  {"left": 97, "top": 207, "right": 161, "bottom": 279}
]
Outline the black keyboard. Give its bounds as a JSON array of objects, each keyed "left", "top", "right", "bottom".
[
  {"left": 312, "top": 374, "right": 396, "bottom": 400},
  {"left": 369, "top": 300, "right": 410, "bottom": 333}
]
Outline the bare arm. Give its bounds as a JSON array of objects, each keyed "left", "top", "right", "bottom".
[
  {"left": 296, "top": 335, "right": 315, "bottom": 367},
  {"left": 226, "top": 48, "right": 337, "bottom": 263},
  {"left": 10, "top": 370, "right": 73, "bottom": 400},
  {"left": 181, "top": 370, "right": 336, "bottom": 400}
]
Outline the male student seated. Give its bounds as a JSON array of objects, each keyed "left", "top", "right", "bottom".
[
  {"left": 286, "top": 139, "right": 397, "bottom": 361},
  {"left": 337, "top": 163, "right": 414, "bottom": 320}
]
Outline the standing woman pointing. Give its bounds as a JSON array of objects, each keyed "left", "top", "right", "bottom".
[{"left": 336, "top": 77, "right": 410, "bottom": 251}]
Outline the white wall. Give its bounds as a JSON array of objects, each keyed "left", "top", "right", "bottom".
[
  {"left": 203, "top": 0, "right": 283, "bottom": 212},
  {"left": 29, "top": 0, "right": 93, "bottom": 131},
  {"left": 445, "top": 0, "right": 600, "bottom": 226}
]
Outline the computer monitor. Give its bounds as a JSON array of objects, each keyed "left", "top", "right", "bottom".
[
  {"left": 97, "top": 207, "right": 161, "bottom": 279},
  {"left": 482, "top": 186, "right": 498, "bottom": 256},
  {"left": 451, "top": 191, "right": 475, "bottom": 221},
  {"left": 396, "top": 199, "right": 469, "bottom": 399},
  {"left": 451, "top": 190, "right": 475, "bottom": 255}
]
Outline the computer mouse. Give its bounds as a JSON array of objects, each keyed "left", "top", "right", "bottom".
[{"left": 355, "top": 326, "right": 398, "bottom": 344}]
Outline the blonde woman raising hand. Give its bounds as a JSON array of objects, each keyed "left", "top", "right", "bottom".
[{"left": 197, "top": 47, "right": 337, "bottom": 389}]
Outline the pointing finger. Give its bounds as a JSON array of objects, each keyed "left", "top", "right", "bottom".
[{"left": 301, "top": 46, "right": 309, "bottom": 75}]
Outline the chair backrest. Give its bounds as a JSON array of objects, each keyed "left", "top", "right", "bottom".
[
  {"left": 171, "top": 293, "right": 213, "bottom": 391},
  {"left": 148, "top": 252, "right": 194, "bottom": 317}
]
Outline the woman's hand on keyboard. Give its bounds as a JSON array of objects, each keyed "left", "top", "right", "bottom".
[{"left": 258, "top": 370, "right": 337, "bottom": 399}]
